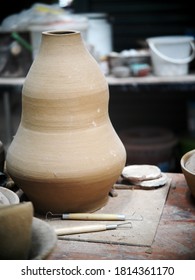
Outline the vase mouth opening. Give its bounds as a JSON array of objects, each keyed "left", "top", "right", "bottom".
[{"left": 42, "top": 30, "right": 80, "bottom": 36}]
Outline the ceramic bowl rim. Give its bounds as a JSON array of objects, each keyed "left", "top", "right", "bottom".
[{"left": 180, "top": 149, "right": 195, "bottom": 175}]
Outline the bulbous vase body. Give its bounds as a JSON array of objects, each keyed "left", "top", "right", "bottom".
[{"left": 6, "top": 31, "right": 126, "bottom": 214}]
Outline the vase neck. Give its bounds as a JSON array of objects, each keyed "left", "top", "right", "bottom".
[{"left": 39, "top": 30, "right": 84, "bottom": 54}]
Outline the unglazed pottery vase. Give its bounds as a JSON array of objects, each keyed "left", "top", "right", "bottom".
[{"left": 6, "top": 30, "right": 126, "bottom": 214}]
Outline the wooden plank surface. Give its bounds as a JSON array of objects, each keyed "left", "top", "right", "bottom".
[{"left": 47, "top": 173, "right": 195, "bottom": 260}]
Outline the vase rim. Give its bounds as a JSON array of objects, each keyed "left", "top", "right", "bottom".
[{"left": 42, "top": 30, "right": 80, "bottom": 36}]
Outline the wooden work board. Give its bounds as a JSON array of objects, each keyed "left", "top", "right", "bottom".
[{"left": 46, "top": 177, "right": 172, "bottom": 247}]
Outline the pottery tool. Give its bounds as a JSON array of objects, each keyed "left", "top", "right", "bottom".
[
  {"left": 55, "top": 221, "right": 132, "bottom": 236},
  {"left": 46, "top": 212, "right": 143, "bottom": 221},
  {"left": 46, "top": 212, "right": 126, "bottom": 221}
]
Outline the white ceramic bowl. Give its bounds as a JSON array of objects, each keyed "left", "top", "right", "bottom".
[{"left": 0, "top": 187, "right": 20, "bottom": 205}]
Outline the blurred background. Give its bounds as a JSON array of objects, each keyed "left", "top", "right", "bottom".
[
  {"left": 0, "top": 0, "right": 195, "bottom": 173},
  {"left": 1, "top": 0, "right": 195, "bottom": 51}
]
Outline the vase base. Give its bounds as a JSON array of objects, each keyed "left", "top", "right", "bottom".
[
  {"left": 34, "top": 196, "right": 109, "bottom": 216},
  {"left": 10, "top": 175, "right": 113, "bottom": 215}
]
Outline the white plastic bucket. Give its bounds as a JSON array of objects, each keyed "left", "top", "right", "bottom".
[{"left": 147, "top": 36, "right": 195, "bottom": 76}]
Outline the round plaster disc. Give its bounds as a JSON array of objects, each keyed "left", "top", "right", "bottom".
[
  {"left": 122, "top": 164, "right": 162, "bottom": 182},
  {"left": 0, "top": 192, "right": 9, "bottom": 205},
  {"left": 134, "top": 172, "right": 168, "bottom": 187}
]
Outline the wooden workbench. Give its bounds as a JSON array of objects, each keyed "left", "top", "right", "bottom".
[{"left": 47, "top": 173, "right": 195, "bottom": 260}]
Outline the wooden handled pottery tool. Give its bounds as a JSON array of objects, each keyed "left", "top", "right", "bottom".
[
  {"left": 55, "top": 221, "right": 132, "bottom": 236},
  {"left": 46, "top": 212, "right": 126, "bottom": 221},
  {"left": 46, "top": 212, "right": 143, "bottom": 221}
]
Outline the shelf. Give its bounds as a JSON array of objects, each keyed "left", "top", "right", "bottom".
[
  {"left": 106, "top": 73, "right": 195, "bottom": 93},
  {"left": 106, "top": 73, "right": 195, "bottom": 85},
  {"left": 0, "top": 73, "right": 195, "bottom": 87}
]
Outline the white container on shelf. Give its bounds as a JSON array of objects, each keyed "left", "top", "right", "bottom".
[
  {"left": 82, "top": 13, "right": 113, "bottom": 58},
  {"left": 147, "top": 36, "right": 195, "bottom": 76}
]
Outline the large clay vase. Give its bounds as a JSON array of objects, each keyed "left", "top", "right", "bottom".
[{"left": 6, "top": 30, "right": 126, "bottom": 214}]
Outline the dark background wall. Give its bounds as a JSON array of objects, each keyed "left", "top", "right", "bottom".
[{"left": 71, "top": 0, "right": 195, "bottom": 51}]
